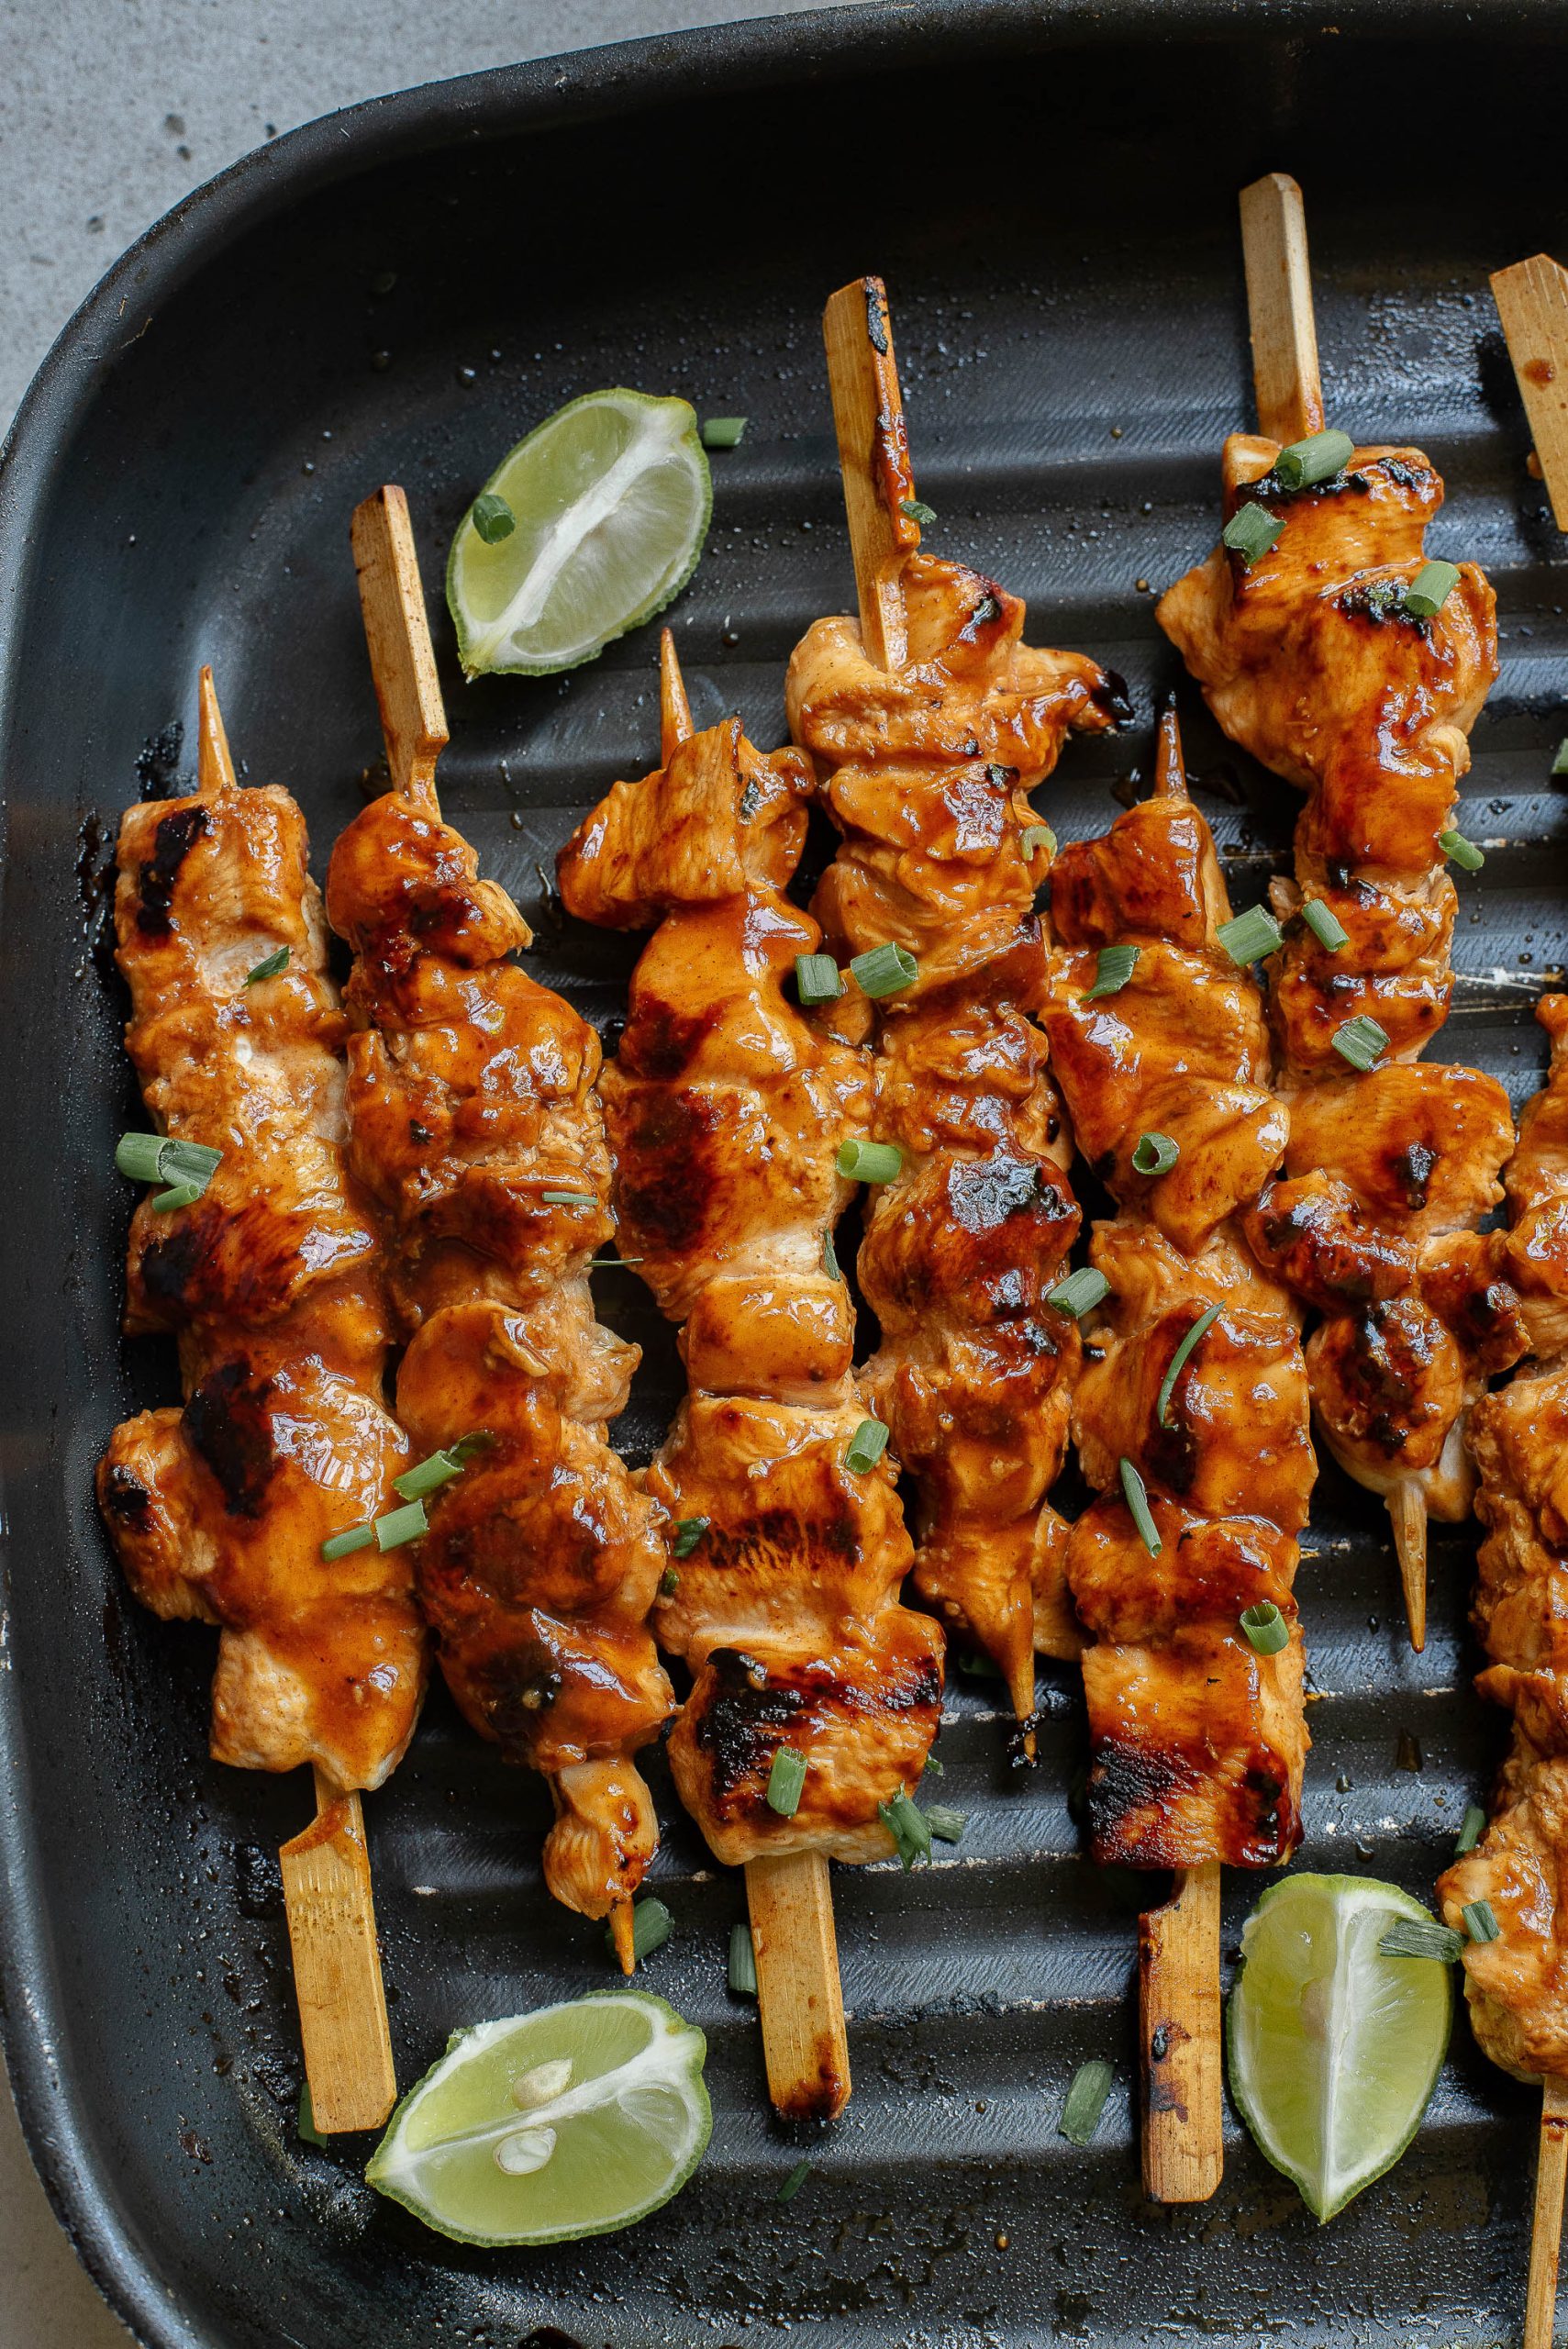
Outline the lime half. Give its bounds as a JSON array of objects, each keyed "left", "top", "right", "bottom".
[
  {"left": 1228, "top": 1873, "right": 1451, "bottom": 2221},
  {"left": 366, "top": 1989, "right": 710, "bottom": 2245},
  {"left": 448, "top": 390, "right": 711, "bottom": 676}
]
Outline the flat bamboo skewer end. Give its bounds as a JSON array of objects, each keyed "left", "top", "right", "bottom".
[
  {"left": 279, "top": 1766, "right": 398, "bottom": 2133},
  {"left": 1140, "top": 1859, "right": 1224, "bottom": 2203},
  {"left": 1527, "top": 2076, "right": 1568, "bottom": 2349},
  {"left": 1238, "top": 173, "right": 1325, "bottom": 447},
  {"left": 1490, "top": 254, "right": 1568, "bottom": 534},
  {"left": 350, "top": 484, "right": 449, "bottom": 812}
]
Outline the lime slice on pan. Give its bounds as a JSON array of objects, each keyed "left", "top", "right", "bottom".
[
  {"left": 366, "top": 1989, "right": 710, "bottom": 2245},
  {"left": 1228, "top": 1873, "right": 1451, "bottom": 2221},
  {"left": 447, "top": 389, "right": 712, "bottom": 676}
]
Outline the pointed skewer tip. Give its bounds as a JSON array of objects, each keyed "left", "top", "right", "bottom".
[
  {"left": 195, "top": 664, "right": 238, "bottom": 798},
  {"left": 610, "top": 1899, "right": 637, "bottom": 1976}
]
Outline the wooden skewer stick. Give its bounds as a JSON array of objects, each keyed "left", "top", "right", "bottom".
[
  {"left": 192, "top": 663, "right": 399, "bottom": 2132},
  {"left": 1238, "top": 172, "right": 1428, "bottom": 1653},
  {"left": 1491, "top": 253, "right": 1568, "bottom": 534},
  {"left": 655, "top": 621, "right": 851, "bottom": 2118},
  {"left": 1526, "top": 2076, "right": 1568, "bottom": 2349}
]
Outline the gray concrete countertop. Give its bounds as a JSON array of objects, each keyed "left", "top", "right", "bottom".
[{"left": 0, "top": 5, "right": 851, "bottom": 2342}]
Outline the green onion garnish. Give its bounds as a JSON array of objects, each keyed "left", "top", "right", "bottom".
[
  {"left": 151, "top": 1182, "right": 203, "bottom": 1213},
  {"left": 1216, "top": 904, "right": 1283, "bottom": 965},
  {"left": 1084, "top": 943, "right": 1140, "bottom": 1000},
  {"left": 1300, "top": 896, "right": 1350, "bottom": 951},
  {"left": 321, "top": 1523, "right": 374, "bottom": 1561},
  {"left": 795, "top": 953, "right": 843, "bottom": 1007},
  {"left": 1157, "top": 1301, "right": 1221, "bottom": 1428},
  {"left": 1240, "top": 1600, "right": 1290, "bottom": 1655},
  {"left": 1378, "top": 1915, "right": 1463, "bottom": 1963},
  {"left": 1331, "top": 1013, "right": 1389, "bottom": 1073},
  {"left": 117, "top": 1132, "right": 223, "bottom": 1191},
  {"left": 1273, "top": 429, "right": 1355, "bottom": 490},
  {"left": 1222, "top": 503, "right": 1284, "bottom": 565},
  {"left": 243, "top": 945, "right": 290, "bottom": 985},
  {"left": 1462, "top": 1898, "right": 1501, "bottom": 1944},
  {"left": 1132, "top": 1131, "right": 1179, "bottom": 1178},
  {"left": 1553, "top": 739, "right": 1568, "bottom": 777},
  {"left": 541, "top": 1188, "right": 598, "bottom": 1207},
  {"left": 659, "top": 1566, "right": 680, "bottom": 1598},
  {"left": 1405, "top": 559, "right": 1460, "bottom": 620},
  {"left": 923, "top": 1754, "right": 944, "bottom": 1776},
  {"left": 1455, "top": 1803, "right": 1486, "bottom": 1855},
  {"left": 878, "top": 1789, "right": 933, "bottom": 1872},
  {"left": 673, "top": 1516, "right": 709, "bottom": 1559},
  {"left": 777, "top": 2157, "right": 812, "bottom": 2204},
  {"left": 393, "top": 1450, "right": 463, "bottom": 1501},
  {"left": 375, "top": 1498, "right": 428, "bottom": 1550},
  {"left": 926, "top": 1804, "right": 968, "bottom": 1844},
  {"left": 728, "top": 1920, "right": 758, "bottom": 1997},
  {"left": 470, "top": 492, "right": 516, "bottom": 543},
  {"left": 606, "top": 1896, "right": 672, "bottom": 1965},
  {"left": 851, "top": 941, "right": 919, "bottom": 998},
  {"left": 1046, "top": 1267, "right": 1110, "bottom": 1319},
  {"left": 1059, "top": 2058, "right": 1113, "bottom": 2147},
  {"left": 837, "top": 1138, "right": 903, "bottom": 1184},
  {"left": 1021, "top": 823, "right": 1055, "bottom": 858},
  {"left": 1439, "top": 828, "right": 1485, "bottom": 872},
  {"left": 845, "top": 1419, "right": 890, "bottom": 1474},
  {"left": 447, "top": 1431, "right": 495, "bottom": 1465},
  {"left": 766, "top": 1747, "right": 807, "bottom": 1817},
  {"left": 900, "top": 496, "right": 938, "bottom": 526},
  {"left": 297, "top": 2084, "right": 327, "bottom": 2145},
  {"left": 1119, "top": 1458, "right": 1161, "bottom": 1556},
  {"left": 701, "top": 417, "right": 747, "bottom": 449},
  {"left": 822, "top": 1230, "right": 840, "bottom": 1280}
]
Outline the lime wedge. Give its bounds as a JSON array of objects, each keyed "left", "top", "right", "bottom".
[
  {"left": 366, "top": 1989, "right": 710, "bottom": 2245},
  {"left": 1228, "top": 1873, "right": 1451, "bottom": 2221},
  {"left": 447, "top": 390, "right": 712, "bottom": 676}
]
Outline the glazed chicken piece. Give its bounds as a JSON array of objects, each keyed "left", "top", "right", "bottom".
[
  {"left": 96, "top": 679, "right": 427, "bottom": 1792},
  {"left": 786, "top": 548, "right": 1128, "bottom": 1721},
  {"left": 559, "top": 685, "right": 942, "bottom": 1866},
  {"left": 1040, "top": 718, "right": 1314, "bottom": 1866},
  {"left": 1440, "top": 997, "right": 1568, "bottom": 2079},
  {"left": 327, "top": 774, "right": 673, "bottom": 1932},
  {"left": 1161, "top": 435, "right": 1524, "bottom": 1575}
]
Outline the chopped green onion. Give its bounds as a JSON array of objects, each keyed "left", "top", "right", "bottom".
[
  {"left": 1300, "top": 896, "right": 1350, "bottom": 952},
  {"left": 777, "top": 2157, "right": 812, "bottom": 2204},
  {"left": 1084, "top": 943, "right": 1140, "bottom": 1000},
  {"left": 1405, "top": 559, "right": 1460, "bottom": 620},
  {"left": 659, "top": 1566, "right": 680, "bottom": 1598},
  {"left": 150, "top": 1182, "right": 203, "bottom": 1213},
  {"left": 766, "top": 1747, "right": 807, "bottom": 1817},
  {"left": 1331, "top": 1013, "right": 1389, "bottom": 1073},
  {"left": 1462, "top": 1898, "right": 1501, "bottom": 1944},
  {"left": 393, "top": 1450, "right": 462, "bottom": 1501},
  {"left": 1059, "top": 2058, "right": 1113, "bottom": 2147},
  {"left": 1439, "top": 828, "right": 1485, "bottom": 872},
  {"left": 900, "top": 496, "right": 938, "bottom": 526},
  {"left": 728, "top": 1920, "right": 758, "bottom": 1997},
  {"left": 923, "top": 1754, "right": 944, "bottom": 1776},
  {"left": 1046, "top": 1267, "right": 1110, "bottom": 1319},
  {"left": 541, "top": 1188, "right": 599, "bottom": 1207},
  {"left": 1240, "top": 1600, "right": 1290, "bottom": 1655},
  {"left": 673, "top": 1516, "right": 709, "bottom": 1559},
  {"left": 1119, "top": 1458, "right": 1161, "bottom": 1557},
  {"left": 1216, "top": 904, "right": 1283, "bottom": 965},
  {"left": 321, "top": 1523, "right": 374, "bottom": 1561},
  {"left": 822, "top": 1230, "right": 840, "bottom": 1280},
  {"left": 606, "top": 1895, "right": 672, "bottom": 1965},
  {"left": 926, "top": 1804, "right": 968, "bottom": 1844},
  {"left": 845, "top": 1418, "right": 890, "bottom": 1474},
  {"left": 701, "top": 417, "right": 747, "bottom": 449},
  {"left": 1378, "top": 1915, "right": 1463, "bottom": 1963},
  {"left": 297, "top": 2084, "right": 326, "bottom": 2145},
  {"left": 1273, "top": 428, "right": 1355, "bottom": 489},
  {"left": 837, "top": 1137, "right": 903, "bottom": 1184},
  {"left": 795, "top": 953, "right": 843, "bottom": 1007},
  {"left": 878, "top": 1789, "right": 932, "bottom": 1871},
  {"left": 1455, "top": 1803, "right": 1486, "bottom": 1855},
  {"left": 1021, "top": 823, "right": 1055, "bottom": 858},
  {"left": 1157, "top": 1301, "right": 1222, "bottom": 1427},
  {"left": 1132, "top": 1131, "right": 1179, "bottom": 1178},
  {"left": 470, "top": 492, "right": 516, "bottom": 543},
  {"left": 374, "top": 1498, "right": 428, "bottom": 1551},
  {"left": 1223, "top": 503, "right": 1284, "bottom": 565},
  {"left": 446, "top": 1430, "right": 495, "bottom": 1465},
  {"left": 116, "top": 1131, "right": 169, "bottom": 1185},
  {"left": 851, "top": 941, "right": 919, "bottom": 998},
  {"left": 1553, "top": 738, "right": 1568, "bottom": 777},
  {"left": 116, "top": 1132, "right": 223, "bottom": 1193},
  {"left": 243, "top": 945, "right": 290, "bottom": 985}
]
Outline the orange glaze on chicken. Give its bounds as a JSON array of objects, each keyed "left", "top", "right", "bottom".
[
  {"left": 96, "top": 703, "right": 427, "bottom": 1792},
  {"left": 1440, "top": 997, "right": 1568, "bottom": 2078},
  {"left": 1040, "top": 720, "right": 1315, "bottom": 1865},
  {"left": 784, "top": 550, "right": 1128, "bottom": 1726},
  {"left": 558, "top": 696, "right": 943, "bottom": 1865},
  {"left": 326, "top": 795, "right": 673, "bottom": 1925},
  {"left": 1159, "top": 439, "right": 1526, "bottom": 1532}
]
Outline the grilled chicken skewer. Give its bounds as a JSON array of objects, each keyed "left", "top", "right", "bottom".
[
  {"left": 327, "top": 488, "right": 674, "bottom": 1970},
  {"left": 96, "top": 668, "right": 422, "bottom": 2132},
  {"left": 1159, "top": 173, "right": 1525, "bottom": 1650},
  {"left": 559, "top": 629, "right": 940, "bottom": 2119},
  {"left": 1438, "top": 996, "right": 1568, "bottom": 2349},
  {"left": 1041, "top": 705, "right": 1316, "bottom": 2199},
  {"left": 787, "top": 275, "right": 1129, "bottom": 1742}
]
